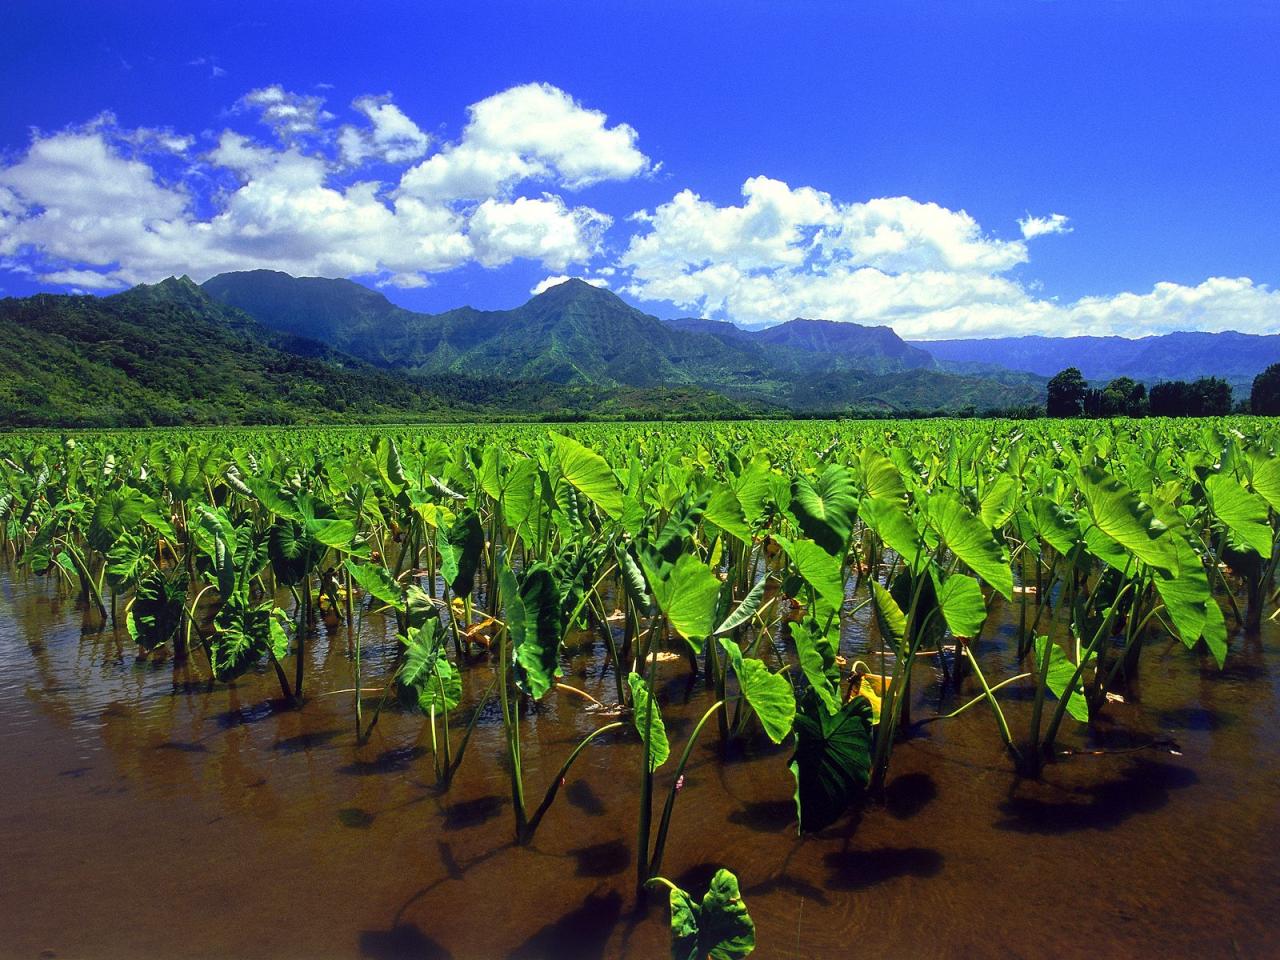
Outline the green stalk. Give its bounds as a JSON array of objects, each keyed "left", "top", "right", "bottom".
[
  {"left": 522, "top": 721, "right": 625, "bottom": 842},
  {"left": 444, "top": 674, "right": 497, "bottom": 786},
  {"left": 914, "top": 672, "right": 1031, "bottom": 726},
  {"left": 295, "top": 574, "right": 311, "bottom": 702},
  {"left": 1100, "top": 600, "right": 1165, "bottom": 694},
  {"left": 648, "top": 699, "right": 725, "bottom": 879},
  {"left": 1042, "top": 580, "right": 1135, "bottom": 752},
  {"left": 962, "top": 645, "right": 1021, "bottom": 764},
  {"left": 497, "top": 620, "right": 526, "bottom": 839},
  {"left": 1024, "top": 635, "right": 1053, "bottom": 776},
  {"left": 636, "top": 619, "right": 661, "bottom": 897}
]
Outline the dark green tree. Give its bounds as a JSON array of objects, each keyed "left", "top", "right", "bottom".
[
  {"left": 1251, "top": 363, "right": 1280, "bottom": 415},
  {"left": 1150, "top": 377, "right": 1233, "bottom": 417},
  {"left": 1190, "top": 377, "right": 1232, "bottom": 416},
  {"left": 1150, "top": 380, "right": 1192, "bottom": 417},
  {"left": 1046, "top": 367, "right": 1087, "bottom": 417},
  {"left": 1096, "top": 377, "right": 1147, "bottom": 417}
]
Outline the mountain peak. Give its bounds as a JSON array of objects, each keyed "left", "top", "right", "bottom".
[{"left": 530, "top": 277, "right": 621, "bottom": 305}]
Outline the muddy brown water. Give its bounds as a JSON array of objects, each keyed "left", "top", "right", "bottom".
[{"left": 2, "top": 568, "right": 1278, "bottom": 960}]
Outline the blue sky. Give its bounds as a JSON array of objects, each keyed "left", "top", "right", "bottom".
[{"left": 0, "top": 0, "right": 1276, "bottom": 338}]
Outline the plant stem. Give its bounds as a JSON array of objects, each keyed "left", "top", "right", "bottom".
[
  {"left": 522, "top": 721, "right": 625, "bottom": 842},
  {"left": 648, "top": 699, "right": 725, "bottom": 879}
]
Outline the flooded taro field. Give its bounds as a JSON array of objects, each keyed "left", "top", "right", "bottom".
[
  {"left": 4, "top": 421, "right": 1280, "bottom": 959},
  {"left": 2, "top": 563, "right": 1277, "bottom": 960}
]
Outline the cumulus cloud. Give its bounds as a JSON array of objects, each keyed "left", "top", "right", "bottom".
[
  {"left": 531, "top": 274, "right": 609, "bottom": 296},
  {"left": 1018, "top": 212, "right": 1071, "bottom": 239},
  {"left": 398, "top": 82, "right": 650, "bottom": 202},
  {"left": 0, "top": 83, "right": 646, "bottom": 290},
  {"left": 620, "top": 178, "right": 1280, "bottom": 338},
  {"left": 238, "top": 85, "right": 334, "bottom": 140},
  {"left": 338, "top": 95, "right": 431, "bottom": 165}
]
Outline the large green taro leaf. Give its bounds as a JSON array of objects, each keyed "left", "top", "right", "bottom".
[
  {"left": 396, "top": 621, "right": 461, "bottom": 715},
  {"left": 439, "top": 508, "right": 484, "bottom": 600},
  {"left": 789, "top": 465, "right": 858, "bottom": 555},
  {"left": 550, "top": 432, "right": 623, "bottom": 520},
  {"left": 668, "top": 868, "right": 756, "bottom": 960},
  {"left": 719, "top": 638, "right": 795, "bottom": 744},
  {"left": 628, "top": 671, "right": 669, "bottom": 772},
  {"left": 788, "top": 689, "right": 874, "bottom": 833},
  {"left": 502, "top": 563, "right": 563, "bottom": 701}
]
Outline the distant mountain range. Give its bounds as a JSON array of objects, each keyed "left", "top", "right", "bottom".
[
  {"left": 0, "top": 278, "right": 759, "bottom": 427},
  {"left": 204, "top": 270, "right": 1044, "bottom": 413},
  {"left": 2, "top": 268, "right": 1270, "bottom": 427},
  {"left": 914, "top": 332, "right": 1280, "bottom": 392}
]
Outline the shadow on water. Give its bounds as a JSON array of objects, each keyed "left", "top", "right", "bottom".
[
  {"left": 565, "top": 778, "right": 606, "bottom": 816},
  {"left": 358, "top": 924, "right": 453, "bottom": 960},
  {"left": 505, "top": 889, "right": 623, "bottom": 960},
  {"left": 213, "top": 697, "right": 289, "bottom": 729},
  {"left": 727, "top": 798, "right": 795, "bottom": 833},
  {"left": 822, "top": 846, "right": 945, "bottom": 890},
  {"left": 154, "top": 740, "right": 208, "bottom": 753},
  {"left": 439, "top": 793, "right": 505, "bottom": 830},
  {"left": 273, "top": 727, "right": 345, "bottom": 752},
  {"left": 996, "top": 758, "right": 1199, "bottom": 835},
  {"left": 744, "top": 871, "right": 832, "bottom": 907},
  {"left": 338, "top": 807, "right": 376, "bottom": 829},
  {"left": 338, "top": 745, "right": 428, "bottom": 777},
  {"left": 670, "top": 860, "right": 724, "bottom": 895},
  {"left": 1157, "top": 706, "right": 1232, "bottom": 732},
  {"left": 567, "top": 839, "right": 630, "bottom": 878},
  {"left": 884, "top": 771, "right": 938, "bottom": 820}
]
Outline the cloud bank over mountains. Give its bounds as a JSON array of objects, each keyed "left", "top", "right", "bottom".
[{"left": 0, "top": 82, "right": 1274, "bottom": 338}]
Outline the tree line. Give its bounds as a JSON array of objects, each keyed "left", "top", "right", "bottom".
[{"left": 1045, "top": 363, "right": 1280, "bottom": 418}]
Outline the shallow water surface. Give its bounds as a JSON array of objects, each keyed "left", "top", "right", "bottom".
[{"left": 1, "top": 568, "right": 1277, "bottom": 960}]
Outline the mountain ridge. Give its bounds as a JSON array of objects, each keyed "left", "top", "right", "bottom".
[
  {"left": 203, "top": 270, "right": 1041, "bottom": 411},
  {"left": 0, "top": 277, "right": 764, "bottom": 426},
  {"left": 913, "top": 331, "right": 1280, "bottom": 388}
]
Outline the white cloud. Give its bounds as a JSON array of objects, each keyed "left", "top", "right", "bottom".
[
  {"left": 37, "top": 268, "right": 132, "bottom": 290},
  {"left": 398, "top": 82, "right": 650, "bottom": 202},
  {"left": 1018, "top": 212, "right": 1071, "bottom": 239},
  {"left": 469, "top": 197, "right": 610, "bottom": 270},
  {"left": 531, "top": 274, "right": 609, "bottom": 296},
  {"left": 0, "top": 83, "right": 644, "bottom": 291},
  {"left": 237, "top": 85, "right": 334, "bottom": 140},
  {"left": 339, "top": 95, "right": 430, "bottom": 165},
  {"left": 621, "top": 177, "right": 1280, "bottom": 338}
]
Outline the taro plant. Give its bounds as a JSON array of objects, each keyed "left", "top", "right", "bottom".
[{"left": 646, "top": 868, "right": 756, "bottom": 960}]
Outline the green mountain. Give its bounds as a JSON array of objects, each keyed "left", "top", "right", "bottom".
[
  {"left": 203, "top": 270, "right": 1038, "bottom": 411},
  {"left": 0, "top": 278, "right": 763, "bottom": 427},
  {"left": 1, "top": 270, "right": 1048, "bottom": 427},
  {"left": 203, "top": 271, "right": 773, "bottom": 388},
  {"left": 665, "top": 315, "right": 935, "bottom": 376}
]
